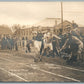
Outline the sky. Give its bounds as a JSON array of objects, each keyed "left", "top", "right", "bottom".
[{"left": 0, "top": 2, "right": 84, "bottom": 26}]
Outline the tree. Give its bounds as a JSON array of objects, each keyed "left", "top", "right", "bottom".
[{"left": 12, "top": 24, "right": 21, "bottom": 33}]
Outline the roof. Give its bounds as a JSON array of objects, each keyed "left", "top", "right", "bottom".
[
  {"left": 0, "top": 27, "right": 12, "bottom": 35},
  {"left": 56, "top": 20, "right": 73, "bottom": 29},
  {"left": 34, "top": 18, "right": 61, "bottom": 27}
]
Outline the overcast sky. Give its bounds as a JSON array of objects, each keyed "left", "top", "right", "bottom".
[{"left": 0, "top": 2, "right": 84, "bottom": 26}]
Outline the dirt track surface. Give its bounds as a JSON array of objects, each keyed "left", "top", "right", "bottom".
[{"left": 0, "top": 50, "right": 84, "bottom": 82}]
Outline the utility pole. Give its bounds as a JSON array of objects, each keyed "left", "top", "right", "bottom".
[{"left": 61, "top": 1, "right": 63, "bottom": 34}]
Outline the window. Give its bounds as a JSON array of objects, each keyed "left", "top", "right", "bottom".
[
  {"left": 22, "top": 37, "right": 24, "bottom": 40},
  {"left": 26, "top": 37, "right": 28, "bottom": 40}
]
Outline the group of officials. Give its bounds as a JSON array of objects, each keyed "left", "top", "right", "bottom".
[{"left": 0, "top": 36, "right": 18, "bottom": 51}]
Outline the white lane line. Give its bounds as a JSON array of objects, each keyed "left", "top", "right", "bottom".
[
  {"left": 0, "top": 57, "right": 28, "bottom": 82},
  {"left": 0, "top": 57, "right": 81, "bottom": 82},
  {"left": 1, "top": 53, "right": 84, "bottom": 73},
  {"left": 0, "top": 57, "right": 15, "bottom": 63},
  {"left": 62, "top": 66, "right": 84, "bottom": 72},
  {"left": 45, "top": 63, "right": 84, "bottom": 72},
  {"left": 0, "top": 67, "right": 28, "bottom": 82},
  {"left": 38, "top": 68, "right": 80, "bottom": 82},
  {"left": 25, "top": 65, "right": 80, "bottom": 82}
]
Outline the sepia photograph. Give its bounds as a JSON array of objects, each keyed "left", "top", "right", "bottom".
[{"left": 0, "top": 1, "right": 84, "bottom": 82}]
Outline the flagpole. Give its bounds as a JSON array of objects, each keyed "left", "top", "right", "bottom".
[{"left": 61, "top": 1, "right": 63, "bottom": 34}]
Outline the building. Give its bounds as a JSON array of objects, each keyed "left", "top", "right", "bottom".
[
  {"left": 33, "top": 18, "right": 61, "bottom": 33},
  {"left": 55, "top": 20, "right": 74, "bottom": 34},
  {"left": 13, "top": 27, "right": 34, "bottom": 47},
  {"left": 34, "top": 18, "right": 61, "bottom": 27}
]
